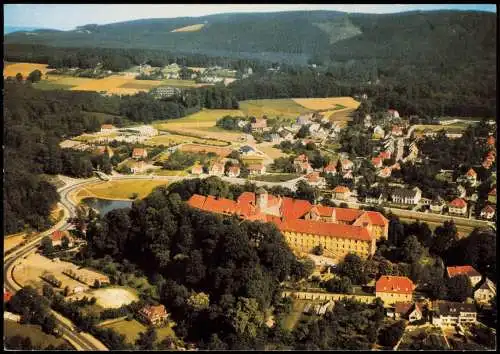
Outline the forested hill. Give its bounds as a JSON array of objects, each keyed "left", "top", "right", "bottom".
[{"left": 4, "top": 10, "right": 496, "bottom": 66}]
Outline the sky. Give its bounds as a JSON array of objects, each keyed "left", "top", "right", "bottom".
[{"left": 4, "top": 4, "right": 497, "bottom": 31}]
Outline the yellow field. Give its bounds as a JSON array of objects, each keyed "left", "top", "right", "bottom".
[
  {"left": 73, "top": 180, "right": 169, "bottom": 202},
  {"left": 153, "top": 109, "right": 244, "bottom": 142},
  {"left": 171, "top": 24, "right": 205, "bottom": 32},
  {"left": 4, "top": 232, "right": 26, "bottom": 254},
  {"left": 119, "top": 80, "right": 164, "bottom": 89},
  {"left": 69, "top": 75, "right": 162, "bottom": 95},
  {"left": 292, "top": 97, "right": 360, "bottom": 111},
  {"left": 259, "top": 145, "right": 287, "bottom": 159},
  {"left": 3, "top": 62, "right": 52, "bottom": 78}
]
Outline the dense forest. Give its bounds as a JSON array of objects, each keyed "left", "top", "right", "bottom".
[{"left": 3, "top": 82, "right": 238, "bottom": 234}]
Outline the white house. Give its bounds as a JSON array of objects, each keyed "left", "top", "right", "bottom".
[
  {"left": 209, "top": 162, "right": 225, "bottom": 176},
  {"left": 431, "top": 301, "right": 477, "bottom": 327},
  {"left": 373, "top": 126, "right": 385, "bottom": 139},
  {"left": 448, "top": 198, "right": 467, "bottom": 216},
  {"left": 4, "top": 311, "right": 21, "bottom": 323},
  {"left": 480, "top": 205, "right": 495, "bottom": 220},
  {"left": 474, "top": 278, "right": 496, "bottom": 304},
  {"left": 391, "top": 187, "right": 422, "bottom": 205}
]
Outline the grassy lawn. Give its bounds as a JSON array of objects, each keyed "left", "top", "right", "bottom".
[
  {"left": 160, "top": 79, "right": 198, "bottom": 87},
  {"left": 4, "top": 319, "right": 69, "bottom": 349},
  {"left": 241, "top": 156, "right": 266, "bottom": 164},
  {"left": 252, "top": 173, "right": 300, "bottom": 182},
  {"left": 239, "top": 99, "right": 311, "bottom": 119},
  {"left": 292, "top": 97, "right": 360, "bottom": 111},
  {"left": 152, "top": 169, "right": 189, "bottom": 176},
  {"left": 102, "top": 319, "right": 146, "bottom": 344},
  {"left": 282, "top": 299, "right": 309, "bottom": 331},
  {"left": 154, "top": 109, "right": 244, "bottom": 126},
  {"left": 74, "top": 180, "right": 169, "bottom": 201}
]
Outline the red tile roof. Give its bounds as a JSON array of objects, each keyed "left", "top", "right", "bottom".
[
  {"left": 334, "top": 208, "right": 363, "bottom": 223},
  {"left": 132, "top": 148, "right": 147, "bottom": 157},
  {"left": 379, "top": 151, "right": 391, "bottom": 159},
  {"left": 101, "top": 124, "right": 114, "bottom": 129},
  {"left": 294, "top": 154, "right": 309, "bottom": 163},
  {"left": 394, "top": 302, "right": 413, "bottom": 315},
  {"left": 272, "top": 217, "right": 372, "bottom": 241},
  {"left": 487, "top": 136, "right": 495, "bottom": 146},
  {"left": 466, "top": 168, "right": 477, "bottom": 177},
  {"left": 372, "top": 157, "right": 382, "bottom": 166},
  {"left": 447, "top": 265, "right": 481, "bottom": 278},
  {"left": 333, "top": 186, "right": 350, "bottom": 193},
  {"left": 281, "top": 197, "right": 312, "bottom": 220},
  {"left": 187, "top": 194, "right": 206, "bottom": 209},
  {"left": 4, "top": 289, "right": 12, "bottom": 303},
  {"left": 376, "top": 276, "right": 415, "bottom": 294},
  {"left": 305, "top": 172, "right": 321, "bottom": 182},
  {"left": 449, "top": 198, "right": 467, "bottom": 208},
  {"left": 361, "top": 211, "right": 389, "bottom": 226},
  {"left": 481, "top": 205, "right": 495, "bottom": 214},
  {"left": 324, "top": 163, "right": 336, "bottom": 172},
  {"left": 51, "top": 230, "right": 66, "bottom": 241},
  {"left": 315, "top": 205, "right": 334, "bottom": 217}
]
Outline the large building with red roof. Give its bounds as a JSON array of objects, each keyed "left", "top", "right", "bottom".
[
  {"left": 376, "top": 276, "right": 415, "bottom": 306},
  {"left": 446, "top": 265, "right": 482, "bottom": 287},
  {"left": 187, "top": 188, "right": 388, "bottom": 260}
]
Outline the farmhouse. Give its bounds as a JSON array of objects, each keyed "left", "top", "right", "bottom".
[
  {"left": 431, "top": 301, "right": 477, "bottom": 327},
  {"left": 191, "top": 164, "right": 203, "bottom": 175},
  {"left": 474, "top": 278, "right": 496, "bottom": 304},
  {"left": 187, "top": 189, "right": 388, "bottom": 260},
  {"left": 132, "top": 148, "right": 148, "bottom": 160},
  {"left": 448, "top": 198, "right": 467, "bottom": 216},
  {"left": 480, "top": 205, "right": 495, "bottom": 220},
  {"left": 389, "top": 302, "right": 424, "bottom": 323},
  {"left": 375, "top": 276, "right": 415, "bottom": 306},
  {"left": 446, "top": 265, "right": 482, "bottom": 287},
  {"left": 304, "top": 172, "right": 326, "bottom": 188},
  {"left": 138, "top": 304, "right": 169, "bottom": 326},
  {"left": 391, "top": 187, "right": 422, "bottom": 205},
  {"left": 63, "top": 268, "right": 110, "bottom": 287},
  {"left": 251, "top": 119, "right": 267, "bottom": 132},
  {"left": 323, "top": 163, "right": 337, "bottom": 175}
]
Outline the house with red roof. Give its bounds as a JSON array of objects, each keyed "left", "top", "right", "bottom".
[
  {"left": 341, "top": 159, "right": 354, "bottom": 172},
  {"left": 191, "top": 164, "right": 203, "bottom": 175},
  {"left": 446, "top": 265, "right": 482, "bottom": 287},
  {"left": 295, "top": 161, "right": 313, "bottom": 174},
  {"left": 100, "top": 124, "right": 115, "bottom": 133},
  {"left": 131, "top": 148, "right": 148, "bottom": 160},
  {"left": 474, "top": 278, "right": 496, "bottom": 304},
  {"left": 391, "top": 125, "right": 403, "bottom": 137},
  {"left": 488, "top": 188, "right": 496, "bottom": 204},
  {"left": 487, "top": 135, "right": 495, "bottom": 147},
  {"left": 323, "top": 163, "right": 337, "bottom": 175},
  {"left": 379, "top": 151, "right": 392, "bottom": 160},
  {"left": 465, "top": 168, "right": 477, "bottom": 184},
  {"left": 51, "top": 230, "right": 73, "bottom": 247},
  {"left": 480, "top": 205, "right": 495, "bottom": 220},
  {"left": 4, "top": 288, "right": 12, "bottom": 303},
  {"left": 332, "top": 186, "right": 351, "bottom": 201},
  {"left": 304, "top": 172, "right": 326, "bottom": 188},
  {"left": 378, "top": 167, "right": 391, "bottom": 178},
  {"left": 390, "top": 302, "right": 424, "bottom": 323},
  {"left": 138, "top": 304, "right": 169, "bottom": 326},
  {"left": 376, "top": 276, "right": 415, "bottom": 306},
  {"left": 387, "top": 109, "right": 400, "bottom": 119},
  {"left": 247, "top": 163, "right": 266, "bottom": 175},
  {"left": 227, "top": 165, "right": 241, "bottom": 178},
  {"left": 448, "top": 198, "right": 467, "bottom": 216},
  {"left": 371, "top": 157, "right": 383, "bottom": 168},
  {"left": 251, "top": 118, "right": 267, "bottom": 132},
  {"left": 352, "top": 211, "right": 389, "bottom": 241}
]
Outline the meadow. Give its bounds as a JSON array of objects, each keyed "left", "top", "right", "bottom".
[
  {"left": 239, "top": 99, "right": 311, "bottom": 120},
  {"left": 171, "top": 23, "right": 205, "bottom": 32},
  {"left": 292, "top": 97, "right": 359, "bottom": 111},
  {"left": 101, "top": 319, "right": 176, "bottom": 345},
  {"left": 73, "top": 180, "right": 169, "bottom": 202},
  {"left": 4, "top": 320, "right": 69, "bottom": 349},
  {"left": 3, "top": 62, "right": 52, "bottom": 78}
]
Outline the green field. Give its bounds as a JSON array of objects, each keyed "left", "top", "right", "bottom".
[
  {"left": 101, "top": 319, "right": 176, "bottom": 345},
  {"left": 154, "top": 109, "right": 244, "bottom": 126},
  {"left": 4, "top": 320, "right": 69, "bottom": 349},
  {"left": 239, "top": 99, "right": 312, "bottom": 119},
  {"left": 32, "top": 81, "right": 77, "bottom": 90},
  {"left": 160, "top": 79, "right": 198, "bottom": 87}
]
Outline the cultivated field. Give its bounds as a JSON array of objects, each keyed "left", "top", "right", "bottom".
[
  {"left": 145, "top": 133, "right": 228, "bottom": 147},
  {"left": 239, "top": 99, "right": 312, "bottom": 120},
  {"left": 72, "top": 180, "right": 169, "bottom": 202},
  {"left": 70, "top": 287, "right": 138, "bottom": 309},
  {"left": 171, "top": 23, "right": 205, "bottom": 32},
  {"left": 69, "top": 75, "right": 162, "bottom": 95},
  {"left": 4, "top": 320, "right": 69, "bottom": 349},
  {"left": 179, "top": 143, "right": 233, "bottom": 157},
  {"left": 153, "top": 109, "right": 244, "bottom": 143},
  {"left": 292, "top": 97, "right": 359, "bottom": 111},
  {"left": 3, "top": 62, "right": 52, "bottom": 78},
  {"left": 258, "top": 144, "right": 287, "bottom": 159}
]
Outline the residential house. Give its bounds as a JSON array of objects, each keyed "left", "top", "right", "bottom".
[
  {"left": 191, "top": 165, "right": 203, "bottom": 176},
  {"left": 304, "top": 172, "right": 326, "bottom": 188},
  {"left": 448, "top": 198, "right": 467, "bottom": 216},
  {"left": 373, "top": 126, "right": 385, "bottom": 139},
  {"left": 309, "top": 123, "right": 321, "bottom": 133},
  {"left": 365, "top": 192, "right": 386, "bottom": 205},
  {"left": 456, "top": 185, "right": 466, "bottom": 199},
  {"left": 446, "top": 265, "right": 482, "bottom": 287},
  {"left": 129, "top": 160, "right": 146, "bottom": 174},
  {"left": 239, "top": 145, "right": 256, "bottom": 156},
  {"left": 296, "top": 114, "right": 313, "bottom": 126},
  {"left": 138, "top": 304, "right": 169, "bottom": 326},
  {"left": 364, "top": 115, "right": 372, "bottom": 128},
  {"left": 488, "top": 188, "right": 496, "bottom": 204},
  {"left": 480, "top": 205, "right": 495, "bottom": 220},
  {"left": 323, "top": 163, "right": 337, "bottom": 176},
  {"left": 279, "top": 130, "right": 294, "bottom": 142},
  {"left": 151, "top": 86, "right": 181, "bottom": 99},
  {"left": 295, "top": 161, "right": 314, "bottom": 174},
  {"left": 227, "top": 166, "right": 241, "bottom": 178},
  {"left": 378, "top": 167, "right": 392, "bottom": 179},
  {"left": 391, "top": 125, "right": 404, "bottom": 136},
  {"left": 391, "top": 187, "right": 422, "bottom": 205},
  {"left": 333, "top": 186, "right": 351, "bottom": 201},
  {"left": 269, "top": 133, "right": 281, "bottom": 144},
  {"left": 465, "top": 168, "right": 477, "bottom": 185},
  {"left": 487, "top": 135, "right": 495, "bottom": 148},
  {"left": 209, "top": 162, "right": 225, "bottom": 176},
  {"left": 375, "top": 276, "right": 415, "bottom": 306},
  {"left": 379, "top": 150, "right": 392, "bottom": 160},
  {"left": 371, "top": 157, "right": 383, "bottom": 168},
  {"left": 474, "top": 278, "right": 496, "bottom": 304},
  {"left": 132, "top": 148, "right": 148, "bottom": 160},
  {"left": 248, "top": 164, "right": 266, "bottom": 175},
  {"left": 342, "top": 171, "right": 354, "bottom": 180},
  {"left": 391, "top": 302, "right": 424, "bottom": 323},
  {"left": 430, "top": 196, "right": 446, "bottom": 213},
  {"left": 341, "top": 159, "right": 354, "bottom": 172},
  {"left": 251, "top": 119, "right": 267, "bottom": 132},
  {"left": 431, "top": 301, "right": 477, "bottom": 327},
  {"left": 51, "top": 230, "right": 73, "bottom": 248}
]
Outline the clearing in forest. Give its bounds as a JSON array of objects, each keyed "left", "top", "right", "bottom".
[
  {"left": 239, "top": 99, "right": 312, "bottom": 120},
  {"left": 3, "top": 62, "right": 52, "bottom": 78},
  {"left": 171, "top": 23, "right": 205, "bottom": 32},
  {"left": 292, "top": 96, "right": 360, "bottom": 111}
]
